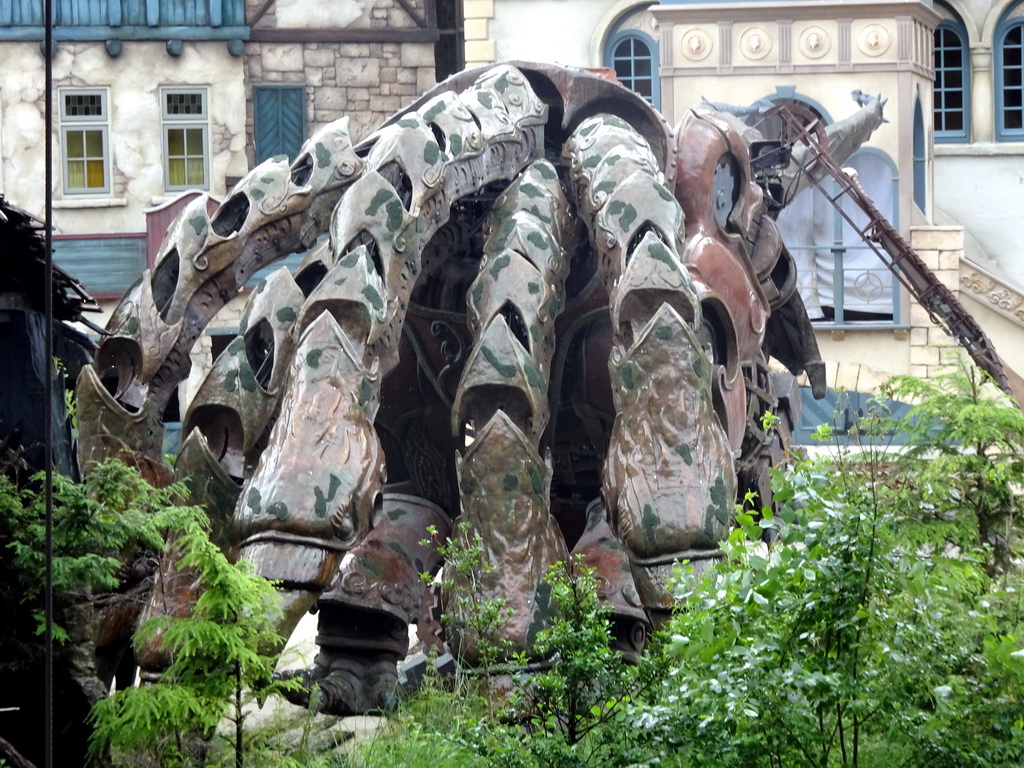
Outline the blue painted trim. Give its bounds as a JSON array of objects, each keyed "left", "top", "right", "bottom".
[
  {"left": 913, "top": 94, "right": 927, "bottom": 211},
  {"left": 996, "top": 0, "right": 1024, "bottom": 140},
  {"left": 934, "top": 14, "right": 970, "bottom": 143},
  {"left": 0, "top": 0, "right": 249, "bottom": 26},
  {"left": 770, "top": 86, "right": 834, "bottom": 124},
  {"left": 0, "top": 25, "right": 250, "bottom": 40},
  {"left": 603, "top": 9, "right": 660, "bottom": 110},
  {"left": 0, "top": 0, "right": 248, "bottom": 35},
  {"left": 51, "top": 234, "right": 147, "bottom": 297},
  {"left": 793, "top": 387, "right": 914, "bottom": 446}
]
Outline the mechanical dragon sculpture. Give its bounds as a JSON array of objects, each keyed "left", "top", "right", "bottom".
[{"left": 76, "top": 62, "right": 886, "bottom": 714}]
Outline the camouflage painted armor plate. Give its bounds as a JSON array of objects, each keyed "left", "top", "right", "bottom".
[{"left": 76, "top": 62, "right": 886, "bottom": 714}]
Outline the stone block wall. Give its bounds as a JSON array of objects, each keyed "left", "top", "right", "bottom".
[
  {"left": 464, "top": 0, "right": 496, "bottom": 68},
  {"left": 243, "top": 40, "right": 436, "bottom": 154},
  {"left": 243, "top": 0, "right": 438, "bottom": 159},
  {"left": 909, "top": 225, "right": 963, "bottom": 380}
]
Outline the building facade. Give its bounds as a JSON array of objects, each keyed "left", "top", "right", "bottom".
[
  {"left": 0, "top": 0, "right": 440, "bottom": 429},
  {"left": 0, "top": 0, "right": 1021, "bottom": 438},
  {"left": 467, "top": 0, "right": 1024, "bottom": 412},
  {"left": 0, "top": 0, "right": 436, "bottom": 301}
]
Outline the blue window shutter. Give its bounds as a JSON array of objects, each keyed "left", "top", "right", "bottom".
[
  {"left": 254, "top": 87, "right": 306, "bottom": 164},
  {"left": 794, "top": 387, "right": 914, "bottom": 446}
]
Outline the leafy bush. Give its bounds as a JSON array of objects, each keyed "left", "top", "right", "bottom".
[
  {"left": 880, "top": 357, "right": 1024, "bottom": 574},
  {"left": 621, "top": 368, "right": 1024, "bottom": 768},
  {"left": 0, "top": 460, "right": 204, "bottom": 647}
]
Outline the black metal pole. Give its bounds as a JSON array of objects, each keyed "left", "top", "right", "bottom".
[{"left": 43, "top": 0, "right": 55, "bottom": 766}]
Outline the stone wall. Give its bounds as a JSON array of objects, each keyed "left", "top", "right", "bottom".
[
  {"left": 243, "top": 0, "right": 437, "bottom": 155},
  {"left": 464, "top": 0, "right": 496, "bottom": 68},
  {"left": 909, "top": 226, "right": 962, "bottom": 380},
  {"left": 243, "top": 40, "right": 436, "bottom": 153}
]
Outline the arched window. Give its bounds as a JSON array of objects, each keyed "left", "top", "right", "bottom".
[
  {"left": 778, "top": 147, "right": 900, "bottom": 325},
  {"left": 603, "top": 6, "right": 660, "bottom": 109},
  {"left": 934, "top": 3, "right": 970, "bottom": 142},
  {"left": 996, "top": 0, "right": 1024, "bottom": 140}
]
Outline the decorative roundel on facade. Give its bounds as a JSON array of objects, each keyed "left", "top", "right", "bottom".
[
  {"left": 740, "top": 27, "right": 771, "bottom": 60},
  {"left": 799, "top": 26, "right": 830, "bottom": 59},
  {"left": 859, "top": 24, "right": 890, "bottom": 56},
  {"left": 681, "top": 29, "right": 713, "bottom": 61}
]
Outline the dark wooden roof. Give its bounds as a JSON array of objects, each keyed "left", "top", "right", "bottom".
[{"left": 0, "top": 196, "right": 99, "bottom": 324}]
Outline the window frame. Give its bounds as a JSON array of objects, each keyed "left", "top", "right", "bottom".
[
  {"left": 603, "top": 8, "right": 660, "bottom": 110},
  {"left": 161, "top": 87, "right": 211, "bottom": 192},
  {"left": 777, "top": 143, "right": 903, "bottom": 328},
  {"left": 59, "top": 88, "right": 111, "bottom": 196},
  {"left": 933, "top": 18, "right": 971, "bottom": 143},
  {"left": 996, "top": 5, "right": 1024, "bottom": 141}
]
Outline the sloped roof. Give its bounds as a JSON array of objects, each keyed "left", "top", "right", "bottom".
[{"left": 0, "top": 196, "right": 99, "bottom": 324}]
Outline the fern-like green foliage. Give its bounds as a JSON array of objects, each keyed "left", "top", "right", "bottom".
[
  {"left": 88, "top": 520, "right": 298, "bottom": 768},
  {"left": 0, "top": 460, "right": 206, "bottom": 647}
]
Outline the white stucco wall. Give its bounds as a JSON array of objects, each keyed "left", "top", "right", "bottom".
[
  {"left": 1, "top": 41, "right": 247, "bottom": 235},
  {"left": 274, "top": 0, "right": 372, "bottom": 28},
  {"left": 934, "top": 153, "right": 1024, "bottom": 284},
  {"left": 491, "top": 0, "right": 642, "bottom": 67}
]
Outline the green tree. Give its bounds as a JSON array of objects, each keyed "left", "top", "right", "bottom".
[
  {"left": 88, "top": 521, "right": 299, "bottom": 768},
  {"left": 624, "top": 370, "right": 1024, "bottom": 768},
  {"left": 0, "top": 461, "right": 209, "bottom": 766},
  {"left": 880, "top": 356, "right": 1024, "bottom": 574},
  {"left": 507, "top": 557, "right": 659, "bottom": 767},
  {"left": 0, "top": 460, "right": 203, "bottom": 649}
]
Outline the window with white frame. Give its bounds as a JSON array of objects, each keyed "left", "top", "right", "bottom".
[
  {"left": 777, "top": 149, "right": 900, "bottom": 325},
  {"left": 60, "top": 89, "right": 110, "bottom": 195},
  {"left": 162, "top": 88, "right": 209, "bottom": 191}
]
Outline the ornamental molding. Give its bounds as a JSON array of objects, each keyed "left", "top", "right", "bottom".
[
  {"left": 739, "top": 26, "right": 771, "bottom": 60},
  {"left": 960, "top": 261, "right": 1024, "bottom": 328},
  {"left": 681, "top": 28, "right": 713, "bottom": 61},
  {"left": 799, "top": 25, "right": 829, "bottom": 58},
  {"left": 858, "top": 23, "right": 889, "bottom": 56}
]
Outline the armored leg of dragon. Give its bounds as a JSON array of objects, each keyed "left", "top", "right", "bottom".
[
  {"left": 671, "top": 106, "right": 778, "bottom": 518},
  {"left": 669, "top": 97, "right": 886, "bottom": 508},
  {"left": 76, "top": 119, "right": 365, "bottom": 685},
  {"left": 565, "top": 114, "right": 737, "bottom": 627},
  {"left": 250, "top": 66, "right": 550, "bottom": 713},
  {"left": 444, "top": 159, "right": 572, "bottom": 667},
  {"left": 135, "top": 266, "right": 309, "bottom": 677}
]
